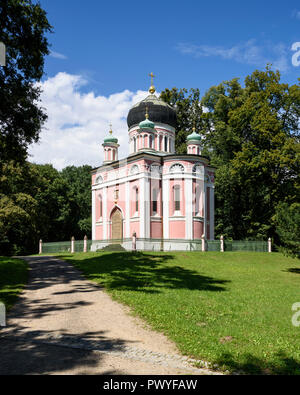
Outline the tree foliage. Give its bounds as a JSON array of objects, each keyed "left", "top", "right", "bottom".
[
  {"left": 0, "top": 162, "right": 92, "bottom": 255},
  {"left": 274, "top": 202, "right": 300, "bottom": 258},
  {"left": 160, "top": 88, "right": 203, "bottom": 154},
  {"left": 0, "top": 0, "right": 52, "bottom": 163}
]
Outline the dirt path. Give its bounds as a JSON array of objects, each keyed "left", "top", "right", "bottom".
[{"left": 0, "top": 256, "right": 217, "bottom": 375}]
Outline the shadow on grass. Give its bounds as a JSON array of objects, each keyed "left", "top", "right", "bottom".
[
  {"left": 285, "top": 268, "right": 300, "bottom": 274},
  {"left": 215, "top": 351, "right": 300, "bottom": 375},
  {"left": 0, "top": 258, "right": 28, "bottom": 311},
  {"left": 61, "top": 251, "right": 229, "bottom": 293}
]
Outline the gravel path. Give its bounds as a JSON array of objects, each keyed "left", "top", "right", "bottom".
[{"left": 0, "top": 256, "right": 219, "bottom": 375}]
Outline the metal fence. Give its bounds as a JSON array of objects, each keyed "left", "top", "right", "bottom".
[
  {"left": 42, "top": 241, "right": 72, "bottom": 253},
  {"left": 226, "top": 240, "right": 268, "bottom": 252},
  {"left": 41, "top": 238, "right": 270, "bottom": 254},
  {"left": 207, "top": 240, "right": 220, "bottom": 251}
]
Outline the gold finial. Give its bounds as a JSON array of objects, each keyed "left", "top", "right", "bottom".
[
  {"left": 192, "top": 120, "right": 196, "bottom": 133},
  {"left": 149, "top": 72, "right": 156, "bottom": 94},
  {"left": 145, "top": 106, "right": 149, "bottom": 119},
  {"left": 109, "top": 123, "right": 113, "bottom": 134}
]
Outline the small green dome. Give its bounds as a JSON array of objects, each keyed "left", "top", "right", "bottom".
[
  {"left": 139, "top": 118, "right": 155, "bottom": 129},
  {"left": 187, "top": 130, "right": 201, "bottom": 142},
  {"left": 104, "top": 127, "right": 118, "bottom": 144},
  {"left": 104, "top": 135, "right": 118, "bottom": 143}
]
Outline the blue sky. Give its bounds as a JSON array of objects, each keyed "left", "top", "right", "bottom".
[{"left": 29, "top": 0, "right": 300, "bottom": 169}]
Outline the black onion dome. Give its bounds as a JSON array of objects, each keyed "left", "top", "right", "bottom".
[{"left": 127, "top": 94, "right": 177, "bottom": 129}]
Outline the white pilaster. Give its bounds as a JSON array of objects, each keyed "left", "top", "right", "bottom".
[
  {"left": 144, "top": 177, "right": 150, "bottom": 238},
  {"left": 210, "top": 186, "right": 215, "bottom": 240},
  {"left": 162, "top": 178, "right": 169, "bottom": 239},
  {"left": 185, "top": 178, "right": 193, "bottom": 240},
  {"left": 103, "top": 186, "right": 107, "bottom": 240},
  {"left": 92, "top": 190, "right": 96, "bottom": 240},
  {"left": 140, "top": 176, "right": 145, "bottom": 238},
  {"left": 203, "top": 184, "right": 207, "bottom": 238},
  {"left": 125, "top": 181, "right": 130, "bottom": 238}
]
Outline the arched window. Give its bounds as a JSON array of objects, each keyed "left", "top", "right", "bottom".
[
  {"left": 135, "top": 188, "right": 139, "bottom": 213},
  {"left": 130, "top": 164, "right": 139, "bottom": 175},
  {"left": 152, "top": 189, "right": 158, "bottom": 214},
  {"left": 149, "top": 135, "right": 153, "bottom": 149},
  {"left": 164, "top": 136, "right": 168, "bottom": 152},
  {"left": 174, "top": 185, "right": 180, "bottom": 212},
  {"left": 170, "top": 163, "right": 185, "bottom": 174},
  {"left": 98, "top": 194, "right": 103, "bottom": 219},
  {"left": 133, "top": 137, "right": 136, "bottom": 153},
  {"left": 95, "top": 175, "right": 103, "bottom": 184},
  {"left": 194, "top": 186, "right": 200, "bottom": 216}
]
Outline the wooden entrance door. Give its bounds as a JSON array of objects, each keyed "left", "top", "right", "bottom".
[{"left": 111, "top": 208, "right": 123, "bottom": 240}]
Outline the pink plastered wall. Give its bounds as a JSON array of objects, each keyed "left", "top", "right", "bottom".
[
  {"left": 169, "top": 220, "right": 186, "bottom": 239},
  {"left": 151, "top": 221, "right": 162, "bottom": 238},
  {"left": 193, "top": 220, "right": 203, "bottom": 239},
  {"left": 130, "top": 221, "right": 140, "bottom": 238},
  {"left": 95, "top": 224, "right": 103, "bottom": 240}
]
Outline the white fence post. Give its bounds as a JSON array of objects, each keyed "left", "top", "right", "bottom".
[
  {"left": 39, "top": 239, "right": 42, "bottom": 254},
  {"left": 268, "top": 238, "right": 272, "bottom": 253},
  {"left": 132, "top": 232, "right": 136, "bottom": 251},
  {"left": 84, "top": 235, "right": 88, "bottom": 253},
  {"left": 0, "top": 302, "right": 5, "bottom": 327},
  {"left": 71, "top": 236, "right": 75, "bottom": 253},
  {"left": 220, "top": 235, "right": 224, "bottom": 252},
  {"left": 201, "top": 234, "right": 206, "bottom": 252}
]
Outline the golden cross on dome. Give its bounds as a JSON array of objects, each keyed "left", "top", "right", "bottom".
[
  {"left": 149, "top": 72, "right": 155, "bottom": 85},
  {"left": 145, "top": 106, "right": 149, "bottom": 119},
  {"left": 109, "top": 123, "right": 113, "bottom": 134},
  {"left": 148, "top": 72, "right": 156, "bottom": 94},
  {"left": 193, "top": 120, "right": 196, "bottom": 132}
]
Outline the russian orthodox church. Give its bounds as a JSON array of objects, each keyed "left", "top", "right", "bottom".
[{"left": 91, "top": 74, "right": 215, "bottom": 251}]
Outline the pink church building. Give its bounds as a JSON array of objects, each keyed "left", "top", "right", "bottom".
[{"left": 91, "top": 78, "right": 215, "bottom": 251}]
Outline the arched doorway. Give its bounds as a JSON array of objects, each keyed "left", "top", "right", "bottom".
[{"left": 111, "top": 207, "right": 123, "bottom": 240}]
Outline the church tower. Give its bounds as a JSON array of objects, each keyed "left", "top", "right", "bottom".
[
  {"left": 127, "top": 73, "right": 176, "bottom": 155},
  {"left": 102, "top": 125, "right": 119, "bottom": 164}
]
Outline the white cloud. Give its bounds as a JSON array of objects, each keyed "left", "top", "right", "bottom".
[
  {"left": 176, "top": 39, "right": 290, "bottom": 72},
  {"left": 28, "top": 72, "right": 148, "bottom": 170},
  {"left": 49, "top": 51, "right": 68, "bottom": 60}
]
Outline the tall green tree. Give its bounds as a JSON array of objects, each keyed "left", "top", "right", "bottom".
[
  {"left": 274, "top": 202, "right": 300, "bottom": 258},
  {"left": 0, "top": 0, "right": 52, "bottom": 163},
  {"left": 60, "top": 165, "right": 92, "bottom": 239}
]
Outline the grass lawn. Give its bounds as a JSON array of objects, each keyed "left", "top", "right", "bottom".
[
  {"left": 0, "top": 257, "right": 28, "bottom": 311},
  {"left": 58, "top": 251, "right": 300, "bottom": 374}
]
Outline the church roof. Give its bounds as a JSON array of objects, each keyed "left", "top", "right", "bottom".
[
  {"left": 187, "top": 130, "right": 201, "bottom": 142},
  {"left": 127, "top": 94, "right": 177, "bottom": 129},
  {"left": 138, "top": 105, "right": 155, "bottom": 129},
  {"left": 103, "top": 126, "right": 118, "bottom": 144}
]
